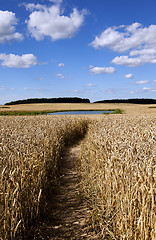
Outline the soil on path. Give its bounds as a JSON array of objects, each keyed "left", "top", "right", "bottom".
[{"left": 39, "top": 143, "right": 98, "bottom": 240}]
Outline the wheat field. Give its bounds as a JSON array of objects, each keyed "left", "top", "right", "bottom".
[
  {"left": 0, "top": 115, "right": 88, "bottom": 239},
  {"left": 0, "top": 110, "right": 155, "bottom": 239},
  {"left": 80, "top": 115, "right": 156, "bottom": 239},
  {"left": 0, "top": 103, "right": 156, "bottom": 115}
]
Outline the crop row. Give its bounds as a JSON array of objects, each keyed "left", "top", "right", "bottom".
[
  {"left": 0, "top": 116, "right": 88, "bottom": 240},
  {"left": 80, "top": 115, "right": 156, "bottom": 240}
]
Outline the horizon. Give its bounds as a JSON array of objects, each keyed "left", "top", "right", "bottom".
[
  {"left": 3, "top": 97, "right": 156, "bottom": 106},
  {"left": 1, "top": 0, "right": 156, "bottom": 104}
]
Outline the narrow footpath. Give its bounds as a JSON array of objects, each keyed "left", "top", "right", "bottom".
[{"left": 39, "top": 143, "right": 98, "bottom": 240}]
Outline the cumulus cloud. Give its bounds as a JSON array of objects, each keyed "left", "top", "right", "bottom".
[
  {"left": 112, "top": 51, "right": 156, "bottom": 66},
  {"left": 154, "top": 80, "right": 156, "bottom": 82},
  {"left": 90, "top": 66, "right": 116, "bottom": 74},
  {"left": 112, "top": 56, "right": 142, "bottom": 67},
  {"left": 56, "top": 73, "right": 65, "bottom": 78},
  {"left": 130, "top": 48, "right": 156, "bottom": 56},
  {"left": 26, "top": 3, "right": 87, "bottom": 41},
  {"left": 58, "top": 63, "right": 65, "bottom": 67},
  {"left": 125, "top": 73, "right": 133, "bottom": 79},
  {"left": 90, "top": 23, "right": 156, "bottom": 52},
  {"left": 0, "top": 54, "right": 37, "bottom": 68},
  {"left": 135, "top": 80, "right": 149, "bottom": 84},
  {"left": 0, "top": 10, "right": 23, "bottom": 43},
  {"left": 24, "top": 3, "right": 47, "bottom": 12},
  {"left": 91, "top": 22, "right": 156, "bottom": 67}
]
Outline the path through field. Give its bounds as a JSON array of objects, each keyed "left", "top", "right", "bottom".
[{"left": 40, "top": 143, "right": 98, "bottom": 240}]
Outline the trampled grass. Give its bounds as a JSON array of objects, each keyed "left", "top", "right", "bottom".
[
  {"left": 80, "top": 115, "right": 156, "bottom": 239},
  {"left": 0, "top": 115, "right": 88, "bottom": 239}
]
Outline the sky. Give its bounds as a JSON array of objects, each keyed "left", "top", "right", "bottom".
[{"left": 0, "top": 0, "right": 156, "bottom": 104}]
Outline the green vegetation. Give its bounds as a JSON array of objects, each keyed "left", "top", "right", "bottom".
[
  {"left": 0, "top": 106, "right": 10, "bottom": 109},
  {"left": 0, "top": 109, "right": 122, "bottom": 116},
  {"left": 149, "top": 106, "right": 156, "bottom": 108},
  {"left": 0, "top": 111, "right": 48, "bottom": 116},
  {"left": 114, "top": 108, "right": 123, "bottom": 114},
  {"left": 103, "top": 108, "right": 122, "bottom": 114}
]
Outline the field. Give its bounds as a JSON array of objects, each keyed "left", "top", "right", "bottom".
[
  {"left": 80, "top": 115, "right": 156, "bottom": 239},
  {"left": 0, "top": 104, "right": 155, "bottom": 239},
  {"left": 0, "top": 116, "right": 88, "bottom": 239},
  {"left": 0, "top": 102, "right": 156, "bottom": 115}
]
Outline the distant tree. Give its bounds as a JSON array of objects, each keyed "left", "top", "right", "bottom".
[
  {"left": 94, "top": 98, "right": 156, "bottom": 104},
  {"left": 5, "top": 97, "right": 90, "bottom": 105}
]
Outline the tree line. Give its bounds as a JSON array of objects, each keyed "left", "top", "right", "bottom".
[
  {"left": 4, "top": 97, "right": 90, "bottom": 105},
  {"left": 4, "top": 98, "right": 156, "bottom": 105},
  {"left": 94, "top": 98, "right": 156, "bottom": 104}
]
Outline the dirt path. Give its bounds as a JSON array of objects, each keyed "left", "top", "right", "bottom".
[{"left": 39, "top": 143, "right": 98, "bottom": 240}]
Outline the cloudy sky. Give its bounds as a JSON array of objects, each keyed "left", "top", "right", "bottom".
[{"left": 0, "top": 0, "right": 156, "bottom": 104}]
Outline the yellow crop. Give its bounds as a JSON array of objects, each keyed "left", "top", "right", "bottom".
[
  {"left": 0, "top": 115, "right": 88, "bottom": 239},
  {"left": 80, "top": 115, "right": 156, "bottom": 240}
]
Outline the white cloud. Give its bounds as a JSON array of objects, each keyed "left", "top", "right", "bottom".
[
  {"left": 91, "top": 22, "right": 156, "bottom": 67},
  {"left": 142, "top": 87, "right": 156, "bottom": 92},
  {"left": 129, "top": 47, "right": 156, "bottom": 64},
  {"left": 56, "top": 73, "right": 65, "bottom": 78},
  {"left": 130, "top": 48, "right": 156, "bottom": 56},
  {"left": 154, "top": 80, "right": 156, "bottom": 82},
  {"left": 26, "top": 3, "right": 87, "bottom": 41},
  {"left": 142, "top": 87, "right": 150, "bottom": 90},
  {"left": 85, "top": 83, "right": 96, "bottom": 87},
  {"left": 112, "top": 56, "right": 143, "bottom": 67},
  {"left": 136, "top": 80, "right": 149, "bottom": 84},
  {"left": 0, "top": 54, "right": 37, "bottom": 68},
  {"left": 73, "top": 89, "right": 79, "bottom": 92},
  {"left": 90, "top": 66, "right": 116, "bottom": 74},
  {"left": 130, "top": 87, "right": 156, "bottom": 94},
  {"left": 126, "top": 22, "right": 142, "bottom": 32},
  {"left": 90, "top": 23, "right": 156, "bottom": 53},
  {"left": 24, "top": 3, "right": 47, "bottom": 12},
  {"left": 125, "top": 73, "right": 133, "bottom": 79},
  {"left": 50, "top": 0, "right": 62, "bottom": 4},
  {"left": 58, "top": 63, "right": 65, "bottom": 67},
  {"left": 0, "top": 10, "right": 23, "bottom": 43},
  {"left": 112, "top": 50, "right": 156, "bottom": 66}
]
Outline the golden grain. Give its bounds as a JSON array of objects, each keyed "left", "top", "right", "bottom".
[
  {"left": 0, "top": 115, "right": 88, "bottom": 239},
  {"left": 80, "top": 115, "right": 156, "bottom": 240},
  {"left": 0, "top": 113, "right": 155, "bottom": 239}
]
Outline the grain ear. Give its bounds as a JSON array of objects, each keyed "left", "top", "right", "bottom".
[
  {"left": 80, "top": 115, "right": 156, "bottom": 239},
  {"left": 0, "top": 116, "right": 88, "bottom": 239}
]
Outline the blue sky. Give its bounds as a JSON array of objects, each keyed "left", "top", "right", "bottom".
[{"left": 0, "top": 0, "right": 156, "bottom": 104}]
